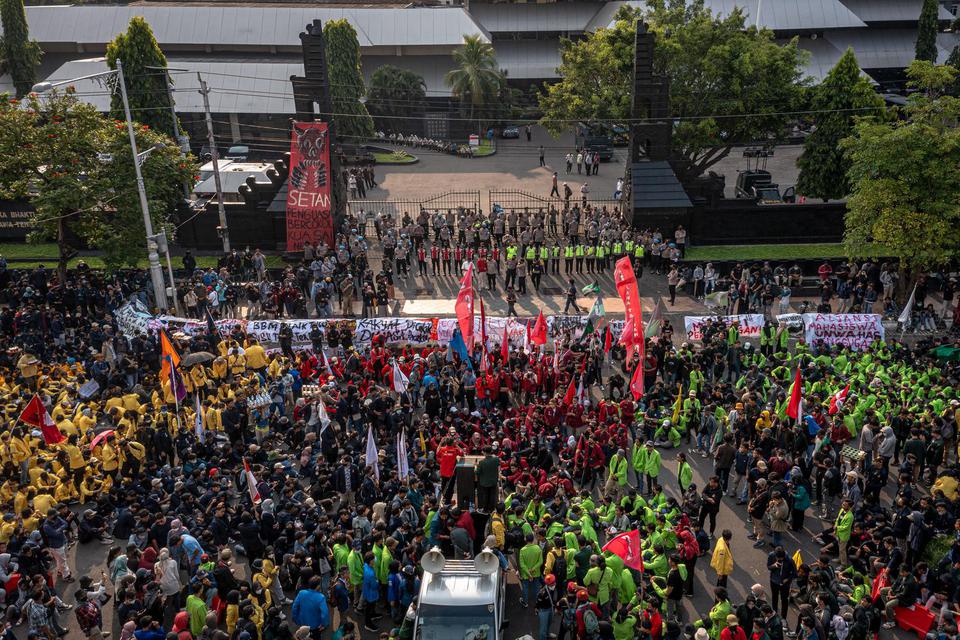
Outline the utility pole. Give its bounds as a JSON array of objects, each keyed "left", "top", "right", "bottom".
[
  {"left": 198, "top": 74, "right": 231, "bottom": 253},
  {"left": 118, "top": 60, "right": 170, "bottom": 312}
]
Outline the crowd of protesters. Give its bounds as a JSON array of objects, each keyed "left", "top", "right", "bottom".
[{"left": 0, "top": 218, "right": 955, "bottom": 640}]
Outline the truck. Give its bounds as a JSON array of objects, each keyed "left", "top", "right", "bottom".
[
  {"left": 414, "top": 548, "right": 506, "bottom": 640},
  {"left": 575, "top": 123, "right": 614, "bottom": 161}
]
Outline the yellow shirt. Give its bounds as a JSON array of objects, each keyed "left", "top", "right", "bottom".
[
  {"left": 105, "top": 397, "right": 124, "bottom": 413},
  {"left": 33, "top": 492, "right": 55, "bottom": 515},
  {"left": 76, "top": 414, "right": 96, "bottom": 436},
  {"left": 245, "top": 346, "right": 268, "bottom": 370},
  {"left": 58, "top": 419, "right": 78, "bottom": 438},
  {"left": 100, "top": 444, "right": 119, "bottom": 471},
  {"left": 205, "top": 407, "right": 223, "bottom": 432},
  {"left": 64, "top": 444, "right": 86, "bottom": 471},
  {"left": 122, "top": 394, "right": 142, "bottom": 413}
]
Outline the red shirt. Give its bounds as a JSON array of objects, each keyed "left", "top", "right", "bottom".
[
  {"left": 437, "top": 445, "right": 462, "bottom": 478},
  {"left": 721, "top": 626, "right": 747, "bottom": 640}
]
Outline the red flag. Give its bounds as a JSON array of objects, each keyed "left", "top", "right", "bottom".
[
  {"left": 18, "top": 395, "right": 64, "bottom": 445},
  {"left": 243, "top": 458, "right": 261, "bottom": 504},
  {"left": 479, "top": 296, "right": 487, "bottom": 348},
  {"left": 619, "top": 318, "right": 635, "bottom": 346},
  {"left": 614, "top": 256, "right": 645, "bottom": 370},
  {"left": 479, "top": 347, "right": 489, "bottom": 373},
  {"left": 602, "top": 529, "right": 644, "bottom": 572},
  {"left": 455, "top": 264, "right": 475, "bottom": 354},
  {"left": 531, "top": 311, "right": 548, "bottom": 346},
  {"left": 630, "top": 360, "right": 645, "bottom": 400},
  {"left": 828, "top": 384, "right": 850, "bottom": 415},
  {"left": 603, "top": 326, "right": 612, "bottom": 354},
  {"left": 500, "top": 320, "right": 510, "bottom": 364},
  {"left": 786, "top": 367, "right": 803, "bottom": 420},
  {"left": 562, "top": 377, "right": 576, "bottom": 406}
]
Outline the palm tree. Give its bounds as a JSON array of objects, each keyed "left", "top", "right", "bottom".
[{"left": 445, "top": 34, "right": 504, "bottom": 134}]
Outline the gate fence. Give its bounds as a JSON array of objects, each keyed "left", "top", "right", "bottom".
[{"left": 488, "top": 189, "right": 623, "bottom": 215}]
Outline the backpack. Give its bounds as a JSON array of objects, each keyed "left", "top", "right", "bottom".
[
  {"left": 580, "top": 604, "right": 600, "bottom": 636},
  {"left": 550, "top": 549, "right": 567, "bottom": 580}
]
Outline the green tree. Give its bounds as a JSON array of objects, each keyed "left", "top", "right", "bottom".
[
  {"left": 538, "top": 3, "right": 807, "bottom": 180},
  {"left": 0, "top": 89, "right": 197, "bottom": 278},
  {"left": 0, "top": 0, "right": 42, "bottom": 98},
  {"left": 367, "top": 65, "right": 426, "bottom": 135},
  {"left": 444, "top": 34, "right": 504, "bottom": 134},
  {"left": 841, "top": 61, "right": 960, "bottom": 269},
  {"left": 797, "top": 49, "right": 886, "bottom": 201},
  {"left": 947, "top": 46, "right": 960, "bottom": 96},
  {"left": 105, "top": 17, "right": 177, "bottom": 140},
  {"left": 324, "top": 19, "right": 374, "bottom": 141},
  {"left": 915, "top": 0, "right": 939, "bottom": 62}
]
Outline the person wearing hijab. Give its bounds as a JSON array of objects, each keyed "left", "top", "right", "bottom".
[
  {"left": 154, "top": 548, "right": 182, "bottom": 607},
  {"left": 108, "top": 547, "right": 132, "bottom": 585},
  {"left": 172, "top": 611, "right": 193, "bottom": 640},
  {"left": 119, "top": 620, "right": 137, "bottom": 640}
]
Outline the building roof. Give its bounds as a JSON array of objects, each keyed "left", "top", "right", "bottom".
[
  {"left": 11, "top": 4, "right": 487, "bottom": 51},
  {"left": 587, "top": 0, "right": 866, "bottom": 32},
  {"left": 794, "top": 37, "right": 845, "bottom": 82},
  {"left": 470, "top": 2, "right": 600, "bottom": 33},
  {"left": 631, "top": 162, "right": 692, "bottom": 210},
  {"left": 699, "top": 0, "right": 866, "bottom": 31},
  {"left": 34, "top": 52, "right": 457, "bottom": 114},
  {"left": 839, "top": 0, "right": 953, "bottom": 24},
  {"left": 494, "top": 40, "right": 562, "bottom": 79},
  {"left": 825, "top": 28, "right": 952, "bottom": 69}
]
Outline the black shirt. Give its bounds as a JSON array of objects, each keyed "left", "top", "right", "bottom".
[{"left": 666, "top": 568, "right": 684, "bottom": 601}]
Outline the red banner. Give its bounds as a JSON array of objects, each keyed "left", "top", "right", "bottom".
[{"left": 286, "top": 121, "right": 333, "bottom": 251}]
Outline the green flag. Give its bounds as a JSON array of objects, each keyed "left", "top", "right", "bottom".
[{"left": 582, "top": 297, "right": 607, "bottom": 337}]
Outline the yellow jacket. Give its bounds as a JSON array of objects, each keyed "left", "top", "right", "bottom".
[
  {"left": 245, "top": 346, "right": 268, "bottom": 370},
  {"left": 205, "top": 407, "right": 223, "bottom": 432},
  {"left": 710, "top": 537, "right": 734, "bottom": 576},
  {"left": 64, "top": 444, "right": 86, "bottom": 471}
]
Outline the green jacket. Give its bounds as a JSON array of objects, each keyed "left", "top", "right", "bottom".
[
  {"left": 612, "top": 614, "right": 637, "bottom": 640},
  {"left": 583, "top": 565, "right": 614, "bottom": 604},
  {"left": 632, "top": 443, "right": 648, "bottom": 472},
  {"left": 835, "top": 508, "right": 853, "bottom": 542},
  {"left": 678, "top": 461, "right": 694, "bottom": 492},
  {"left": 333, "top": 542, "right": 350, "bottom": 572},
  {"left": 347, "top": 549, "right": 364, "bottom": 587},
  {"left": 643, "top": 448, "right": 662, "bottom": 477},
  {"left": 377, "top": 546, "right": 392, "bottom": 584},
  {"left": 519, "top": 543, "right": 543, "bottom": 579},
  {"left": 608, "top": 454, "right": 628, "bottom": 486}
]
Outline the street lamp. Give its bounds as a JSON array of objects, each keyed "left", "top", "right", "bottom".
[{"left": 31, "top": 59, "right": 171, "bottom": 312}]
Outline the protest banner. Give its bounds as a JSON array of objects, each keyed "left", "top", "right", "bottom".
[
  {"left": 799, "top": 313, "right": 883, "bottom": 350},
  {"left": 114, "top": 301, "right": 154, "bottom": 339},
  {"left": 684, "top": 314, "right": 765, "bottom": 340}
]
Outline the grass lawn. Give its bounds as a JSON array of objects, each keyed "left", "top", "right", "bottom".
[
  {"left": 0, "top": 243, "right": 284, "bottom": 269},
  {"left": 685, "top": 243, "right": 865, "bottom": 261},
  {"left": 372, "top": 150, "right": 417, "bottom": 165},
  {"left": 472, "top": 139, "right": 496, "bottom": 157}
]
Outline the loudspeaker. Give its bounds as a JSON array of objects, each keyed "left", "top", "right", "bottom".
[{"left": 421, "top": 547, "right": 446, "bottom": 574}]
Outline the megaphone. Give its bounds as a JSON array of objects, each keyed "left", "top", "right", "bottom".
[
  {"left": 474, "top": 548, "right": 499, "bottom": 575},
  {"left": 421, "top": 547, "right": 446, "bottom": 574}
]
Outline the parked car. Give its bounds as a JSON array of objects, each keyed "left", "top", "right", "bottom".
[{"left": 500, "top": 125, "right": 520, "bottom": 139}]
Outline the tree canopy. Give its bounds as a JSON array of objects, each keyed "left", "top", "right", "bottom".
[
  {"left": 367, "top": 65, "right": 426, "bottom": 135},
  {"left": 105, "top": 16, "right": 178, "bottom": 140},
  {"left": 841, "top": 61, "right": 960, "bottom": 269},
  {"left": 0, "top": 89, "right": 197, "bottom": 273},
  {"left": 0, "top": 0, "right": 42, "bottom": 98},
  {"left": 538, "top": 1, "right": 808, "bottom": 180},
  {"left": 445, "top": 34, "right": 504, "bottom": 131},
  {"left": 796, "top": 48, "right": 886, "bottom": 201},
  {"left": 915, "top": 0, "right": 939, "bottom": 62},
  {"left": 324, "top": 19, "right": 375, "bottom": 141}
]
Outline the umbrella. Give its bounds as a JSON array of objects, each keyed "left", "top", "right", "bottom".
[
  {"left": 181, "top": 351, "right": 215, "bottom": 367},
  {"left": 88, "top": 429, "right": 115, "bottom": 450}
]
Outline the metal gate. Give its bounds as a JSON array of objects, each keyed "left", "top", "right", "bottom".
[
  {"left": 488, "top": 189, "right": 622, "bottom": 214},
  {"left": 347, "top": 190, "right": 481, "bottom": 236}
]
